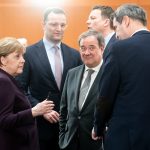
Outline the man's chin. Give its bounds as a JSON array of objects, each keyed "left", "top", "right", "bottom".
[
  {"left": 84, "top": 62, "right": 94, "bottom": 68},
  {"left": 53, "top": 37, "right": 63, "bottom": 42}
]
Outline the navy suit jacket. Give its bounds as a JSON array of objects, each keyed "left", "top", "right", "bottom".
[
  {"left": 59, "top": 65, "right": 102, "bottom": 150},
  {"left": 0, "top": 69, "right": 39, "bottom": 150},
  {"left": 17, "top": 40, "right": 82, "bottom": 140},
  {"left": 103, "top": 33, "right": 117, "bottom": 61},
  {"left": 94, "top": 30, "right": 150, "bottom": 150}
]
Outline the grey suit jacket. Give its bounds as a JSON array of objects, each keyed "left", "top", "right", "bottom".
[{"left": 59, "top": 65, "right": 102, "bottom": 150}]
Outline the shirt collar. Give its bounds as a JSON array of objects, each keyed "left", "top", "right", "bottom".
[
  {"left": 131, "top": 28, "right": 148, "bottom": 37},
  {"left": 104, "top": 32, "right": 115, "bottom": 46},
  {"left": 43, "top": 37, "right": 61, "bottom": 50}
]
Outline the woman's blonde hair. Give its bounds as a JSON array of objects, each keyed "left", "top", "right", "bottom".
[{"left": 0, "top": 37, "right": 24, "bottom": 66}]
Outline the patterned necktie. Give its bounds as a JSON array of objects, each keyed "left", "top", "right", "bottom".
[
  {"left": 78, "top": 69, "right": 94, "bottom": 111},
  {"left": 54, "top": 46, "right": 62, "bottom": 89}
]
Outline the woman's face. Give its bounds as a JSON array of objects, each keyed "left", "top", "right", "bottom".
[{"left": 1, "top": 50, "right": 25, "bottom": 77}]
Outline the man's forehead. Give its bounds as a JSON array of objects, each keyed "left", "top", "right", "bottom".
[
  {"left": 80, "top": 38, "right": 99, "bottom": 45},
  {"left": 90, "top": 9, "right": 101, "bottom": 16}
]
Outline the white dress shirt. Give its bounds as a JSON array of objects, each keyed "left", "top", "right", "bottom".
[
  {"left": 80, "top": 61, "right": 103, "bottom": 109},
  {"left": 43, "top": 38, "right": 64, "bottom": 77}
]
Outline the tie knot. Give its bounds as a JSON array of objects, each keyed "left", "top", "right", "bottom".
[
  {"left": 87, "top": 69, "right": 94, "bottom": 76},
  {"left": 53, "top": 45, "right": 59, "bottom": 51},
  {"left": 54, "top": 46, "right": 60, "bottom": 57}
]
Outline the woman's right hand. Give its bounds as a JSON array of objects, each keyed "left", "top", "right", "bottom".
[{"left": 31, "top": 100, "right": 54, "bottom": 117}]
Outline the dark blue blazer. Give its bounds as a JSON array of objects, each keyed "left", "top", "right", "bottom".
[
  {"left": 103, "top": 33, "right": 117, "bottom": 61},
  {"left": 17, "top": 40, "right": 82, "bottom": 140},
  {"left": 0, "top": 69, "right": 39, "bottom": 150},
  {"left": 94, "top": 30, "right": 150, "bottom": 150}
]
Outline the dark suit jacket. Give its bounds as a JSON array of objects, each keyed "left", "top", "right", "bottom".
[
  {"left": 59, "top": 65, "right": 102, "bottom": 150},
  {"left": 103, "top": 33, "right": 117, "bottom": 61},
  {"left": 0, "top": 69, "right": 39, "bottom": 150},
  {"left": 17, "top": 40, "right": 82, "bottom": 140},
  {"left": 94, "top": 30, "right": 150, "bottom": 150}
]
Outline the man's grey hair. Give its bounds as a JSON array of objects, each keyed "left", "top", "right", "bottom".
[
  {"left": 113, "top": 4, "right": 147, "bottom": 26},
  {"left": 78, "top": 30, "right": 105, "bottom": 47},
  {"left": 43, "top": 7, "right": 66, "bottom": 23}
]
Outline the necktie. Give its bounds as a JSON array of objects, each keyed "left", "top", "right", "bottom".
[
  {"left": 78, "top": 69, "right": 94, "bottom": 111},
  {"left": 54, "top": 46, "right": 62, "bottom": 89}
]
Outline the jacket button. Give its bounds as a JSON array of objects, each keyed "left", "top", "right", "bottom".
[{"left": 78, "top": 116, "right": 81, "bottom": 119}]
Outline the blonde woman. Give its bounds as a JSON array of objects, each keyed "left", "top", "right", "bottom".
[{"left": 0, "top": 37, "right": 54, "bottom": 150}]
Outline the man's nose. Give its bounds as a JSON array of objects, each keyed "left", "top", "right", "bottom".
[
  {"left": 86, "top": 19, "right": 90, "bottom": 24},
  {"left": 56, "top": 25, "right": 62, "bottom": 30},
  {"left": 84, "top": 49, "right": 91, "bottom": 55}
]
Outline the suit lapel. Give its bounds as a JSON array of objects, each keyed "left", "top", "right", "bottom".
[
  {"left": 103, "top": 34, "right": 117, "bottom": 60},
  {"left": 36, "top": 41, "right": 56, "bottom": 84},
  {"left": 60, "top": 43, "right": 73, "bottom": 90},
  {"left": 74, "top": 65, "right": 85, "bottom": 112},
  {"left": 61, "top": 44, "right": 69, "bottom": 79}
]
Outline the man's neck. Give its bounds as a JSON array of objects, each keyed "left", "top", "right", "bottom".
[
  {"left": 43, "top": 36, "right": 61, "bottom": 45},
  {"left": 103, "top": 29, "right": 114, "bottom": 38},
  {"left": 129, "top": 21, "right": 148, "bottom": 37}
]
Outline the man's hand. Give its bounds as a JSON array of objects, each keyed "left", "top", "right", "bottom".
[{"left": 91, "top": 128, "right": 103, "bottom": 140}]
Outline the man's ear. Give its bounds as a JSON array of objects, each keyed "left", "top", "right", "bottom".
[
  {"left": 103, "top": 19, "right": 110, "bottom": 27},
  {"left": 122, "top": 16, "right": 130, "bottom": 27}
]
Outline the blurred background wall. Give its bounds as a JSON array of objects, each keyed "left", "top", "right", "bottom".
[{"left": 0, "top": 0, "right": 150, "bottom": 49}]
